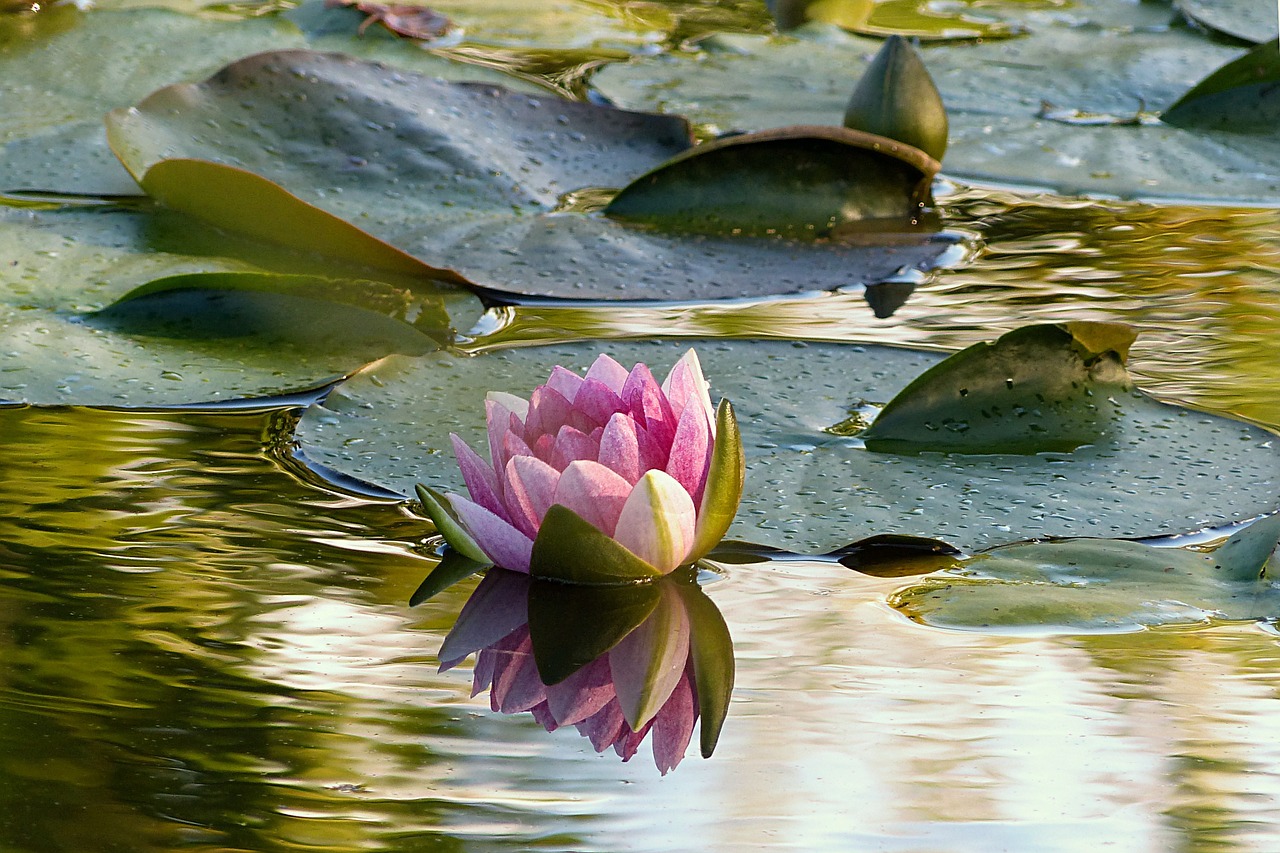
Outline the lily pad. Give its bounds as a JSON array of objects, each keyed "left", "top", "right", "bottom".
[
  {"left": 106, "top": 49, "right": 955, "bottom": 301},
  {"left": 860, "top": 322, "right": 1136, "bottom": 453},
  {"left": 1174, "top": 0, "right": 1279, "bottom": 44},
  {"left": 293, "top": 338, "right": 1280, "bottom": 554},
  {"left": 0, "top": 205, "right": 480, "bottom": 406},
  {"left": 0, "top": 6, "right": 537, "bottom": 197},
  {"left": 593, "top": 6, "right": 1280, "bottom": 203},
  {"left": 891, "top": 514, "right": 1280, "bottom": 632},
  {"left": 1162, "top": 39, "right": 1280, "bottom": 132},
  {"left": 604, "top": 126, "right": 939, "bottom": 237}
]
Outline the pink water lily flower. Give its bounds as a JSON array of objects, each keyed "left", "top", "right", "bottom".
[{"left": 418, "top": 349, "right": 744, "bottom": 583}]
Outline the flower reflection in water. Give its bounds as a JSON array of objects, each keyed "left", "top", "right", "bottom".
[{"left": 432, "top": 567, "right": 733, "bottom": 774}]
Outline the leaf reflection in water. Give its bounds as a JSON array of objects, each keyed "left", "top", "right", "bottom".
[{"left": 425, "top": 567, "right": 733, "bottom": 774}]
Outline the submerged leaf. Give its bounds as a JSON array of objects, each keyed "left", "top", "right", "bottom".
[
  {"left": 891, "top": 514, "right": 1280, "bottom": 632},
  {"left": 106, "top": 49, "right": 955, "bottom": 301},
  {"left": 1162, "top": 40, "right": 1280, "bottom": 133},
  {"left": 527, "top": 579, "right": 661, "bottom": 685},
  {"left": 860, "top": 322, "right": 1137, "bottom": 453},
  {"left": 673, "top": 580, "right": 734, "bottom": 758},
  {"left": 605, "top": 126, "right": 938, "bottom": 236},
  {"left": 408, "top": 547, "right": 489, "bottom": 605},
  {"left": 843, "top": 35, "right": 947, "bottom": 161}
]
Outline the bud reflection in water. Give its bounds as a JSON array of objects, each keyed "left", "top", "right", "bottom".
[{"left": 427, "top": 567, "right": 733, "bottom": 775}]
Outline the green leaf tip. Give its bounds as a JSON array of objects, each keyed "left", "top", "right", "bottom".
[
  {"left": 690, "top": 398, "right": 746, "bottom": 561},
  {"left": 415, "top": 483, "right": 492, "bottom": 565},
  {"left": 530, "top": 504, "right": 665, "bottom": 585},
  {"left": 843, "top": 35, "right": 949, "bottom": 162}
]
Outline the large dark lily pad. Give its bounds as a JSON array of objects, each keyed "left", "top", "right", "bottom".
[
  {"left": 106, "top": 49, "right": 955, "bottom": 301},
  {"left": 1162, "top": 39, "right": 1280, "bottom": 133},
  {"left": 0, "top": 7, "right": 532, "bottom": 197},
  {"left": 594, "top": 7, "right": 1278, "bottom": 203},
  {"left": 293, "top": 338, "right": 1280, "bottom": 554},
  {"left": 0, "top": 205, "right": 480, "bottom": 407},
  {"left": 1174, "top": 0, "right": 1278, "bottom": 44}
]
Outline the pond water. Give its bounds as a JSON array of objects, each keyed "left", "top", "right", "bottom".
[{"left": 5, "top": 1, "right": 1280, "bottom": 851}]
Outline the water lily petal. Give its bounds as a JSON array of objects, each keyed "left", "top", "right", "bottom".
[
  {"left": 615, "top": 719, "right": 651, "bottom": 761},
  {"left": 577, "top": 697, "right": 627, "bottom": 753},
  {"left": 486, "top": 397, "right": 525, "bottom": 476},
  {"left": 661, "top": 349, "right": 714, "bottom": 427},
  {"left": 486, "top": 391, "right": 529, "bottom": 422},
  {"left": 504, "top": 454, "right": 561, "bottom": 538},
  {"left": 613, "top": 469, "right": 697, "bottom": 573},
  {"left": 524, "top": 385, "right": 575, "bottom": 445},
  {"left": 490, "top": 629, "right": 547, "bottom": 713},
  {"left": 598, "top": 411, "right": 643, "bottom": 484},
  {"left": 545, "top": 364, "right": 585, "bottom": 402},
  {"left": 500, "top": 430, "right": 535, "bottom": 479},
  {"left": 585, "top": 353, "right": 629, "bottom": 393},
  {"left": 552, "top": 459, "right": 633, "bottom": 536},
  {"left": 549, "top": 425, "right": 601, "bottom": 471},
  {"left": 447, "top": 493, "right": 534, "bottom": 573},
  {"left": 545, "top": 656, "right": 615, "bottom": 726},
  {"left": 573, "top": 378, "right": 627, "bottom": 428},
  {"left": 473, "top": 647, "right": 498, "bottom": 696},
  {"left": 529, "top": 701, "right": 559, "bottom": 732},
  {"left": 449, "top": 433, "right": 509, "bottom": 520},
  {"left": 415, "top": 485, "right": 491, "bottom": 566},
  {"left": 609, "top": 581, "right": 691, "bottom": 729},
  {"left": 665, "top": 401, "right": 712, "bottom": 507},
  {"left": 437, "top": 569, "right": 529, "bottom": 669},
  {"left": 621, "top": 362, "right": 676, "bottom": 458},
  {"left": 650, "top": 670, "right": 696, "bottom": 775}
]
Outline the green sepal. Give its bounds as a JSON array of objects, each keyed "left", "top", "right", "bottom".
[
  {"left": 843, "top": 35, "right": 948, "bottom": 163},
  {"left": 527, "top": 580, "right": 662, "bottom": 685},
  {"left": 408, "top": 548, "right": 490, "bottom": 606},
  {"left": 674, "top": 579, "right": 735, "bottom": 758},
  {"left": 689, "top": 399, "right": 745, "bottom": 562},
  {"left": 530, "top": 504, "right": 664, "bottom": 585},
  {"left": 415, "top": 483, "right": 492, "bottom": 565}
]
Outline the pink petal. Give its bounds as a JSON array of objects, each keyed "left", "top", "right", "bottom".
[
  {"left": 651, "top": 671, "right": 697, "bottom": 775},
  {"left": 573, "top": 378, "right": 626, "bottom": 427},
  {"left": 549, "top": 425, "right": 601, "bottom": 471},
  {"left": 545, "top": 656, "right": 616, "bottom": 726},
  {"left": 473, "top": 647, "right": 498, "bottom": 696},
  {"left": 532, "top": 432, "right": 556, "bottom": 465},
  {"left": 438, "top": 569, "right": 529, "bottom": 669},
  {"left": 524, "top": 385, "right": 574, "bottom": 445},
  {"left": 661, "top": 349, "right": 714, "bottom": 427},
  {"left": 530, "top": 701, "right": 559, "bottom": 732},
  {"left": 615, "top": 719, "right": 651, "bottom": 761},
  {"left": 545, "top": 365, "right": 585, "bottom": 403},
  {"left": 552, "top": 460, "right": 633, "bottom": 536},
  {"left": 612, "top": 470, "right": 697, "bottom": 573},
  {"left": 576, "top": 697, "right": 627, "bottom": 753},
  {"left": 664, "top": 402, "right": 713, "bottom": 508},
  {"left": 486, "top": 397, "right": 525, "bottom": 476},
  {"left": 621, "top": 363, "right": 677, "bottom": 460},
  {"left": 500, "top": 430, "right": 535, "bottom": 477},
  {"left": 598, "top": 412, "right": 643, "bottom": 484},
  {"left": 503, "top": 455, "right": 561, "bottom": 538},
  {"left": 490, "top": 630, "right": 547, "bottom": 713},
  {"left": 449, "top": 433, "right": 509, "bottom": 521},
  {"left": 447, "top": 493, "right": 534, "bottom": 573},
  {"left": 585, "top": 353, "right": 629, "bottom": 393}
]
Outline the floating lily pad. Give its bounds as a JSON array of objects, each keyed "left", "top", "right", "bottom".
[
  {"left": 891, "top": 514, "right": 1280, "bottom": 632},
  {"left": 0, "top": 206, "right": 480, "bottom": 406},
  {"left": 106, "top": 49, "right": 955, "bottom": 301},
  {"left": 1162, "top": 39, "right": 1280, "bottom": 132},
  {"left": 593, "top": 7, "right": 1279, "bottom": 203},
  {"left": 860, "top": 322, "right": 1136, "bottom": 453},
  {"left": 1175, "top": 0, "right": 1278, "bottom": 44},
  {"left": 0, "top": 6, "right": 536, "bottom": 197},
  {"left": 294, "top": 338, "right": 1280, "bottom": 554},
  {"left": 604, "top": 126, "right": 938, "bottom": 237}
]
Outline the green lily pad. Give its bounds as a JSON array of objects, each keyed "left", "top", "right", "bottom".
[
  {"left": 593, "top": 6, "right": 1280, "bottom": 203},
  {"left": 0, "top": 205, "right": 480, "bottom": 406},
  {"left": 891, "top": 514, "right": 1280, "bottom": 632},
  {"left": 1162, "top": 39, "right": 1280, "bottom": 132},
  {"left": 294, "top": 338, "right": 1280, "bottom": 554},
  {"left": 604, "top": 125, "right": 939, "bottom": 237},
  {"left": 0, "top": 6, "right": 536, "bottom": 197},
  {"left": 1174, "top": 0, "right": 1278, "bottom": 44},
  {"left": 106, "top": 49, "right": 955, "bottom": 301},
  {"left": 860, "top": 322, "right": 1137, "bottom": 453}
]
